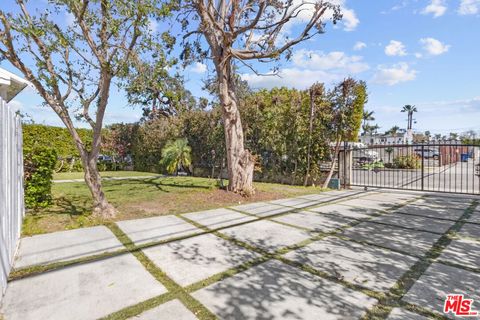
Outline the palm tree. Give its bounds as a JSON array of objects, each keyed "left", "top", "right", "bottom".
[
  {"left": 160, "top": 138, "right": 192, "bottom": 174},
  {"left": 364, "top": 123, "right": 380, "bottom": 135},
  {"left": 424, "top": 131, "right": 431, "bottom": 141},
  {"left": 449, "top": 132, "right": 459, "bottom": 141},
  {"left": 362, "top": 110, "right": 375, "bottom": 134},
  {"left": 401, "top": 105, "right": 417, "bottom": 130},
  {"left": 385, "top": 147, "right": 394, "bottom": 164},
  {"left": 386, "top": 125, "right": 400, "bottom": 137}
]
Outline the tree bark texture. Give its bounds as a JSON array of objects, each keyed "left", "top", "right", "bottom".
[{"left": 215, "top": 59, "right": 254, "bottom": 194}]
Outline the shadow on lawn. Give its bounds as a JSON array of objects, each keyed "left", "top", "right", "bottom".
[
  {"left": 105, "top": 177, "right": 215, "bottom": 193},
  {"left": 54, "top": 196, "right": 90, "bottom": 216}
]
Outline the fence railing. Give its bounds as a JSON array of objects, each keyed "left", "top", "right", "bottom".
[
  {"left": 0, "top": 97, "right": 24, "bottom": 301},
  {"left": 340, "top": 141, "right": 480, "bottom": 195}
]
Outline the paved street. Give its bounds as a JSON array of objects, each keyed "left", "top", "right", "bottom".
[
  {"left": 1, "top": 189, "right": 479, "bottom": 319},
  {"left": 353, "top": 159, "right": 480, "bottom": 194}
]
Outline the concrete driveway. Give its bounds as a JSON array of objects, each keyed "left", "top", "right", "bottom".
[{"left": 1, "top": 189, "right": 479, "bottom": 320}]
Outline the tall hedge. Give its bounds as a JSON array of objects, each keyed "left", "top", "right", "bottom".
[
  {"left": 23, "top": 124, "right": 93, "bottom": 172},
  {"left": 24, "top": 147, "right": 57, "bottom": 208},
  {"left": 23, "top": 124, "right": 93, "bottom": 158}
]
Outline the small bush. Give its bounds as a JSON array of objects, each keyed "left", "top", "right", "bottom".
[
  {"left": 393, "top": 155, "right": 420, "bottom": 169},
  {"left": 24, "top": 147, "right": 57, "bottom": 208},
  {"left": 361, "top": 160, "right": 385, "bottom": 170}
]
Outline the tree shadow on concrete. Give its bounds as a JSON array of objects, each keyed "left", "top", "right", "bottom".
[{"left": 192, "top": 259, "right": 377, "bottom": 319}]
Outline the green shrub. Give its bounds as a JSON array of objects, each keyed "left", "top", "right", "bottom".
[
  {"left": 24, "top": 147, "right": 57, "bottom": 208},
  {"left": 361, "top": 160, "right": 385, "bottom": 170},
  {"left": 393, "top": 155, "right": 420, "bottom": 169}
]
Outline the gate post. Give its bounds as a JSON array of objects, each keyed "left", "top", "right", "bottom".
[
  {"left": 339, "top": 149, "right": 353, "bottom": 188},
  {"left": 421, "top": 144, "right": 425, "bottom": 191}
]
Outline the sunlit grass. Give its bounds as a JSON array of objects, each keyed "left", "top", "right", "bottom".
[
  {"left": 23, "top": 176, "right": 326, "bottom": 236},
  {"left": 53, "top": 170, "right": 157, "bottom": 180}
]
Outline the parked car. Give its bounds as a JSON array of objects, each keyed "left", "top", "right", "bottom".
[
  {"left": 414, "top": 148, "right": 439, "bottom": 159},
  {"left": 97, "top": 154, "right": 113, "bottom": 163},
  {"left": 354, "top": 149, "right": 379, "bottom": 164}
]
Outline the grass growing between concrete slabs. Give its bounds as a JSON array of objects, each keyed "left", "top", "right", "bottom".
[
  {"left": 8, "top": 248, "right": 129, "bottom": 281},
  {"left": 173, "top": 194, "right": 423, "bottom": 316},
  {"left": 98, "top": 190, "right": 382, "bottom": 319},
  {"left": 13, "top": 190, "right": 459, "bottom": 320},
  {"left": 23, "top": 176, "right": 328, "bottom": 236},
  {"left": 361, "top": 200, "right": 479, "bottom": 320},
  {"left": 102, "top": 223, "right": 217, "bottom": 320}
]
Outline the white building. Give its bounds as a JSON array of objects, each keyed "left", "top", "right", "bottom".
[{"left": 359, "top": 132, "right": 411, "bottom": 145}]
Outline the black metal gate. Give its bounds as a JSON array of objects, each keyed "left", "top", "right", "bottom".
[{"left": 343, "top": 142, "right": 480, "bottom": 195}]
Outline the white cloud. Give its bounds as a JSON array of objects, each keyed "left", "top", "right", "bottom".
[
  {"left": 241, "top": 49, "right": 369, "bottom": 89},
  {"left": 292, "top": 50, "right": 369, "bottom": 73},
  {"left": 420, "top": 37, "right": 450, "bottom": 55},
  {"left": 372, "top": 63, "right": 417, "bottom": 85},
  {"left": 391, "top": 1, "right": 409, "bottom": 11},
  {"left": 189, "top": 62, "right": 207, "bottom": 74},
  {"left": 288, "top": 0, "right": 359, "bottom": 32},
  {"left": 422, "top": 0, "right": 447, "bottom": 17},
  {"left": 381, "top": 1, "right": 408, "bottom": 14},
  {"left": 414, "top": 52, "right": 423, "bottom": 58},
  {"left": 241, "top": 69, "right": 342, "bottom": 89},
  {"left": 417, "top": 97, "right": 480, "bottom": 112},
  {"left": 353, "top": 41, "right": 367, "bottom": 51},
  {"left": 341, "top": 7, "right": 360, "bottom": 31},
  {"left": 458, "top": 0, "right": 480, "bottom": 15},
  {"left": 374, "top": 97, "right": 480, "bottom": 134},
  {"left": 385, "top": 40, "right": 407, "bottom": 56}
]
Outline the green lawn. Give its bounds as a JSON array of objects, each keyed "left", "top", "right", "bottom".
[
  {"left": 53, "top": 170, "right": 157, "bottom": 180},
  {"left": 24, "top": 176, "right": 327, "bottom": 236}
]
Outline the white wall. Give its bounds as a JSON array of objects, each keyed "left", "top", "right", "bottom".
[{"left": 0, "top": 97, "right": 24, "bottom": 302}]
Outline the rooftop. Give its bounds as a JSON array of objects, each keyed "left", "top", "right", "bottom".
[{"left": 0, "top": 68, "right": 30, "bottom": 102}]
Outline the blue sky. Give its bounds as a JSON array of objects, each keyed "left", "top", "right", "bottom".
[{"left": 3, "top": 0, "right": 480, "bottom": 135}]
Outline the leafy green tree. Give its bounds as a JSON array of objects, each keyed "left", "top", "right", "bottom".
[
  {"left": 132, "top": 116, "right": 181, "bottom": 172},
  {"left": 362, "top": 110, "right": 375, "bottom": 135},
  {"left": 126, "top": 68, "right": 198, "bottom": 120},
  {"left": 180, "top": 108, "right": 225, "bottom": 176},
  {"left": 323, "top": 78, "right": 367, "bottom": 188},
  {"left": 160, "top": 138, "right": 192, "bottom": 174},
  {"left": 0, "top": 0, "right": 171, "bottom": 218},
  {"left": 363, "top": 123, "right": 380, "bottom": 135},
  {"left": 385, "top": 125, "right": 400, "bottom": 137},
  {"left": 449, "top": 132, "right": 459, "bottom": 141},
  {"left": 180, "top": 0, "right": 341, "bottom": 195}
]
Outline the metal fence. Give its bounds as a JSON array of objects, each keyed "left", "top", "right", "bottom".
[
  {"left": 0, "top": 97, "right": 24, "bottom": 301},
  {"left": 342, "top": 141, "right": 480, "bottom": 195}
]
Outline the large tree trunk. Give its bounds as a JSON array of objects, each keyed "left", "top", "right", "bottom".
[
  {"left": 62, "top": 111, "right": 116, "bottom": 219},
  {"left": 215, "top": 59, "right": 255, "bottom": 195},
  {"left": 82, "top": 154, "right": 116, "bottom": 218}
]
